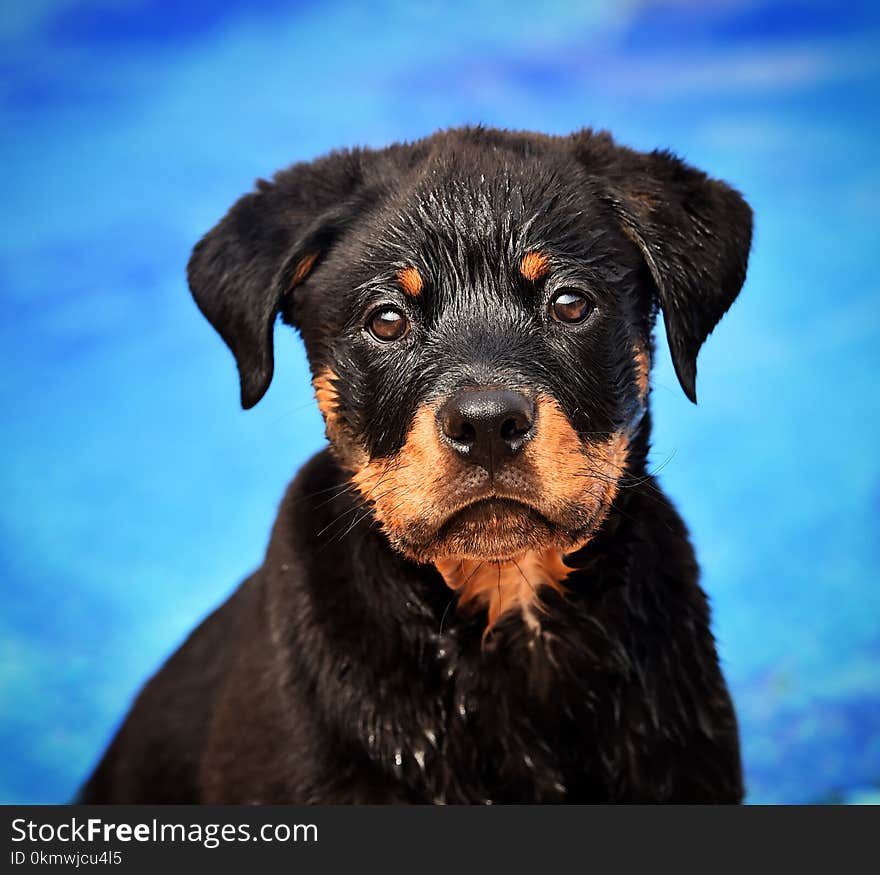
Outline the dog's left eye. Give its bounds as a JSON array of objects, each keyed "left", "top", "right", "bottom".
[
  {"left": 367, "top": 306, "right": 409, "bottom": 342},
  {"left": 550, "top": 289, "right": 593, "bottom": 324}
]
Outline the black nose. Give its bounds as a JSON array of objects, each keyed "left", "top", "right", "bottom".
[{"left": 439, "top": 389, "right": 535, "bottom": 471}]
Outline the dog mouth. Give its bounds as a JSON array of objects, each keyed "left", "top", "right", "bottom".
[
  {"left": 385, "top": 487, "right": 613, "bottom": 564},
  {"left": 423, "top": 495, "right": 560, "bottom": 561},
  {"left": 439, "top": 496, "right": 548, "bottom": 529}
]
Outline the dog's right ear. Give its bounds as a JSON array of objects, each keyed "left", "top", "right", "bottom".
[{"left": 187, "top": 151, "right": 375, "bottom": 409}]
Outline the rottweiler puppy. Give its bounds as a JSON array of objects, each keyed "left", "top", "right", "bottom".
[{"left": 81, "top": 126, "right": 751, "bottom": 803}]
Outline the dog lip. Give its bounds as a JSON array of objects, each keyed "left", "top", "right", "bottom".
[{"left": 438, "top": 495, "right": 550, "bottom": 529}]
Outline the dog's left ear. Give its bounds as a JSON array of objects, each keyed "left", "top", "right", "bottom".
[
  {"left": 572, "top": 132, "right": 753, "bottom": 402},
  {"left": 187, "top": 151, "right": 376, "bottom": 409}
]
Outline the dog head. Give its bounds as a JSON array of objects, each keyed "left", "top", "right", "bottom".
[{"left": 188, "top": 127, "right": 751, "bottom": 626}]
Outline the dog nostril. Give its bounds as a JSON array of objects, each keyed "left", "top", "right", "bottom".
[
  {"left": 454, "top": 421, "right": 477, "bottom": 445},
  {"left": 441, "top": 409, "right": 477, "bottom": 445},
  {"left": 500, "top": 414, "right": 531, "bottom": 443}
]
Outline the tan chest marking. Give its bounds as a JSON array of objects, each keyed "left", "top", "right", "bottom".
[{"left": 434, "top": 548, "right": 570, "bottom": 637}]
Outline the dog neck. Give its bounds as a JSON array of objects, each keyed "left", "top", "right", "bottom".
[{"left": 433, "top": 549, "right": 571, "bottom": 638}]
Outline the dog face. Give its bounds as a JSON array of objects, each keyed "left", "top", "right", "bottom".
[
  {"left": 299, "top": 154, "right": 651, "bottom": 565},
  {"left": 188, "top": 128, "right": 750, "bottom": 617}
]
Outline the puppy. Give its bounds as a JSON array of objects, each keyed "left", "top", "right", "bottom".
[{"left": 80, "top": 126, "right": 751, "bottom": 803}]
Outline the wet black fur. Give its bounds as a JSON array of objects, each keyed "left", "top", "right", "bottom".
[{"left": 80, "top": 127, "right": 751, "bottom": 803}]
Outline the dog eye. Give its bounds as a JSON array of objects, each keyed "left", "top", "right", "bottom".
[
  {"left": 550, "top": 289, "right": 593, "bottom": 324},
  {"left": 367, "top": 307, "right": 409, "bottom": 342}
]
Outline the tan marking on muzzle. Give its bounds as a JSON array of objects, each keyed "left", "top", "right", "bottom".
[
  {"left": 351, "top": 405, "right": 457, "bottom": 533},
  {"left": 522, "top": 397, "right": 628, "bottom": 517},
  {"left": 515, "top": 397, "right": 630, "bottom": 574}
]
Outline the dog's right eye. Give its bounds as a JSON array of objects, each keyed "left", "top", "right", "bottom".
[{"left": 366, "top": 307, "right": 409, "bottom": 342}]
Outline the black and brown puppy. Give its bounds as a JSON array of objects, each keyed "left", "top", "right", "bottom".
[{"left": 81, "top": 126, "right": 751, "bottom": 804}]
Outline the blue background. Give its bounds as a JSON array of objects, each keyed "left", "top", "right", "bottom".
[{"left": 1, "top": 0, "right": 878, "bottom": 804}]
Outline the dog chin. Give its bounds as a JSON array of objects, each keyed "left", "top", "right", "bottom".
[{"left": 398, "top": 497, "right": 569, "bottom": 563}]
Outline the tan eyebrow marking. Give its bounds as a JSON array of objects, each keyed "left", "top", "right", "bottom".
[
  {"left": 520, "top": 251, "right": 551, "bottom": 281},
  {"left": 290, "top": 251, "right": 319, "bottom": 287},
  {"left": 397, "top": 267, "right": 423, "bottom": 297}
]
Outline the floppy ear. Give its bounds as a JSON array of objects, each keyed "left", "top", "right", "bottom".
[
  {"left": 572, "top": 132, "right": 753, "bottom": 402},
  {"left": 187, "top": 151, "right": 375, "bottom": 409}
]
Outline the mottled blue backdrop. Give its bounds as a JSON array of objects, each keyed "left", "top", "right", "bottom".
[{"left": 1, "top": 0, "right": 878, "bottom": 804}]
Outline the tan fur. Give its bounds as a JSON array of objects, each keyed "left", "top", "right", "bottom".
[
  {"left": 312, "top": 369, "right": 337, "bottom": 423},
  {"left": 352, "top": 405, "right": 458, "bottom": 534},
  {"left": 435, "top": 549, "right": 570, "bottom": 637},
  {"left": 633, "top": 343, "right": 650, "bottom": 401},
  {"left": 291, "top": 251, "right": 319, "bottom": 287},
  {"left": 312, "top": 369, "right": 365, "bottom": 471},
  {"left": 522, "top": 397, "right": 628, "bottom": 522},
  {"left": 520, "top": 251, "right": 551, "bottom": 282},
  {"left": 398, "top": 266, "right": 423, "bottom": 297}
]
